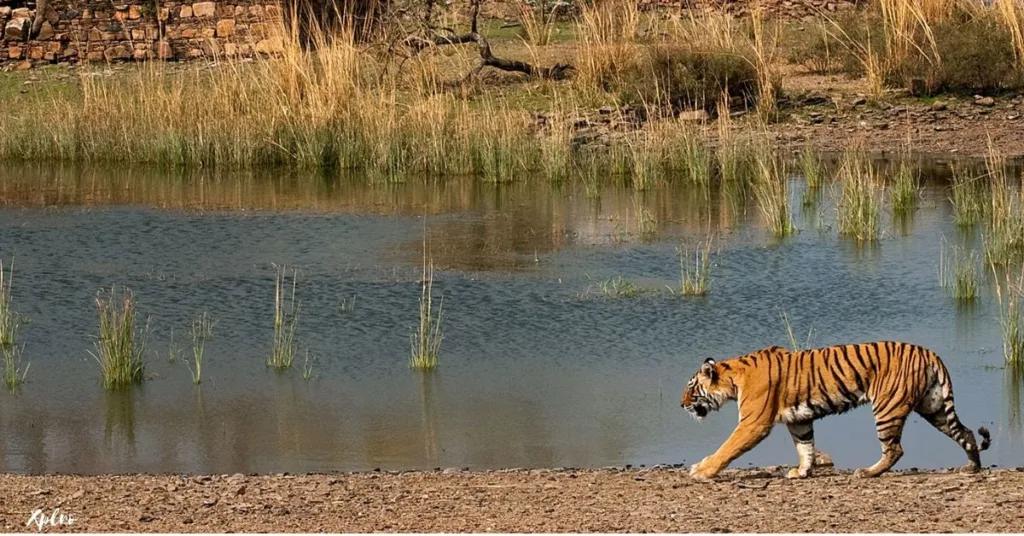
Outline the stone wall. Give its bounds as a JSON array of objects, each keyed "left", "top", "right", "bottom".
[
  {"left": 0, "top": 0, "right": 285, "bottom": 66},
  {"left": 683, "top": 0, "right": 863, "bottom": 18},
  {"left": 0, "top": 0, "right": 866, "bottom": 67}
]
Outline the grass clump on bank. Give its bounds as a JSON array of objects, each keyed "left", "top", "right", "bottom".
[
  {"left": 792, "top": 0, "right": 1024, "bottom": 95},
  {"left": 91, "top": 287, "right": 147, "bottom": 390},
  {"left": 269, "top": 265, "right": 300, "bottom": 370},
  {"left": 410, "top": 252, "right": 444, "bottom": 372}
]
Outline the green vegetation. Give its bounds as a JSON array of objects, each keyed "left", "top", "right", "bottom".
[
  {"left": 751, "top": 148, "right": 793, "bottom": 239},
  {"left": 890, "top": 159, "right": 921, "bottom": 218},
  {"left": 186, "top": 312, "right": 215, "bottom": 384},
  {"left": 2, "top": 339, "right": 29, "bottom": 392},
  {"left": 802, "top": 0, "right": 1024, "bottom": 96},
  {"left": 938, "top": 241, "right": 980, "bottom": 302},
  {"left": 410, "top": 253, "right": 444, "bottom": 372},
  {"left": 949, "top": 162, "right": 987, "bottom": 227},
  {"left": 1, "top": 261, "right": 28, "bottom": 392},
  {"left": 982, "top": 146, "right": 1024, "bottom": 267},
  {"left": 993, "top": 266, "right": 1024, "bottom": 367},
  {"left": 0, "top": 259, "right": 17, "bottom": 348},
  {"left": 268, "top": 265, "right": 300, "bottom": 370},
  {"left": 91, "top": 287, "right": 147, "bottom": 390},
  {"left": 779, "top": 309, "right": 815, "bottom": 352},
  {"left": 587, "top": 276, "right": 645, "bottom": 299},
  {"left": 668, "top": 238, "right": 714, "bottom": 297},
  {"left": 836, "top": 153, "right": 882, "bottom": 243},
  {"left": 799, "top": 147, "right": 824, "bottom": 208},
  {"left": 339, "top": 296, "right": 357, "bottom": 313}
]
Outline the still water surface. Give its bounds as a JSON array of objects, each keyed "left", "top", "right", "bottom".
[{"left": 0, "top": 164, "right": 1021, "bottom": 474}]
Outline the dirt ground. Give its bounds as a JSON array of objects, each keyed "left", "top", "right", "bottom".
[{"left": 2, "top": 466, "right": 1023, "bottom": 532}]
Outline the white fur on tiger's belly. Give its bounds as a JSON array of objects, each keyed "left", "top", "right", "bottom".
[{"left": 781, "top": 403, "right": 815, "bottom": 423}]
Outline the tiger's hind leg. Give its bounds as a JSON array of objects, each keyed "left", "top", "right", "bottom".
[
  {"left": 855, "top": 406, "right": 911, "bottom": 478},
  {"left": 813, "top": 449, "right": 834, "bottom": 467},
  {"left": 916, "top": 385, "right": 990, "bottom": 473}
]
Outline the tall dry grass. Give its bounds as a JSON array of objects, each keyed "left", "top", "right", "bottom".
[{"left": 575, "top": 0, "right": 641, "bottom": 91}]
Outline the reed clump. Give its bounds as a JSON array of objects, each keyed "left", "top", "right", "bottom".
[
  {"left": 2, "top": 339, "right": 28, "bottom": 392},
  {"left": 993, "top": 265, "right": 1024, "bottom": 367},
  {"left": 1, "top": 260, "right": 28, "bottom": 392},
  {"left": 949, "top": 161, "right": 988, "bottom": 227},
  {"left": 590, "top": 276, "right": 645, "bottom": 298},
  {"left": 779, "top": 309, "right": 815, "bottom": 351},
  {"left": 836, "top": 152, "right": 882, "bottom": 243},
  {"left": 91, "top": 287, "right": 147, "bottom": 390},
  {"left": 982, "top": 145, "right": 1024, "bottom": 267},
  {"left": 268, "top": 265, "right": 299, "bottom": 370},
  {"left": 410, "top": 253, "right": 444, "bottom": 371},
  {"left": 938, "top": 240, "right": 980, "bottom": 302},
  {"left": 667, "top": 237, "right": 715, "bottom": 296},
  {"left": 751, "top": 144, "right": 794, "bottom": 238},
  {"left": 0, "top": 259, "right": 17, "bottom": 349},
  {"left": 890, "top": 159, "right": 921, "bottom": 218},
  {"left": 186, "top": 312, "right": 215, "bottom": 384}
]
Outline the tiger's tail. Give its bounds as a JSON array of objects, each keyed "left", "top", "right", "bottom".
[{"left": 934, "top": 356, "right": 990, "bottom": 453}]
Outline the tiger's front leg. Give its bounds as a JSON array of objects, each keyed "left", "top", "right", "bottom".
[{"left": 690, "top": 422, "right": 774, "bottom": 481}]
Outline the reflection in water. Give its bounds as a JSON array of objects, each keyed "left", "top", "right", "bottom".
[
  {"left": 1, "top": 160, "right": 1024, "bottom": 474},
  {"left": 1008, "top": 365, "right": 1023, "bottom": 436},
  {"left": 420, "top": 374, "right": 439, "bottom": 468},
  {"left": 104, "top": 390, "right": 137, "bottom": 456}
]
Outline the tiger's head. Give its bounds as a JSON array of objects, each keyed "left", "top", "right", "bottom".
[{"left": 681, "top": 358, "right": 732, "bottom": 420}]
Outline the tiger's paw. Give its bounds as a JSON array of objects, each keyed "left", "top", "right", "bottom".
[
  {"left": 786, "top": 468, "right": 809, "bottom": 479},
  {"left": 854, "top": 468, "right": 879, "bottom": 478},
  {"left": 958, "top": 463, "right": 981, "bottom": 474},
  {"left": 689, "top": 458, "right": 718, "bottom": 482},
  {"left": 813, "top": 450, "right": 834, "bottom": 467}
]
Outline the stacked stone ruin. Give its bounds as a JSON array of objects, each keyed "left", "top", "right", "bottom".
[
  {"left": 0, "top": 0, "right": 285, "bottom": 66},
  {"left": 0, "top": 0, "right": 863, "bottom": 66}
]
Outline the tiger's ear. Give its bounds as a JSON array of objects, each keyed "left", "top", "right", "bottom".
[{"left": 700, "top": 358, "right": 717, "bottom": 381}]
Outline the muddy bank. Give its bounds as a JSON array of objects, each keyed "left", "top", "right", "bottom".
[{"left": 2, "top": 466, "right": 1023, "bottom": 532}]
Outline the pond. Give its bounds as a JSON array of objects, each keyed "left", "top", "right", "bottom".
[{"left": 0, "top": 161, "right": 1021, "bottom": 474}]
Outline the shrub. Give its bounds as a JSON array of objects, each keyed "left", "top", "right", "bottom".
[
  {"left": 613, "top": 45, "right": 760, "bottom": 114},
  {"left": 892, "top": 16, "right": 1024, "bottom": 93}
]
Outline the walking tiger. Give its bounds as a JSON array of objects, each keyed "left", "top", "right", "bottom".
[{"left": 681, "top": 341, "right": 990, "bottom": 480}]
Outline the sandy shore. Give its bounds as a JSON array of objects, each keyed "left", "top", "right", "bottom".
[{"left": 2, "top": 466, "right": 1023, "bottom": 532}]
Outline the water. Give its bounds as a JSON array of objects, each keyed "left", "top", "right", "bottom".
[{"left": 0, "top": 163, "right": 1021, "bottom": 474}]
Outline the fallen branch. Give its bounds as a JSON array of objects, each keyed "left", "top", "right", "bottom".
[{"left": 402, "top": 0, "right": 574, "bottom": 82}]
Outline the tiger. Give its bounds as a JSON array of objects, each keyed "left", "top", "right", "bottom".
[{"left": 680, "top": 341, "right": 991, "bottom": 481}]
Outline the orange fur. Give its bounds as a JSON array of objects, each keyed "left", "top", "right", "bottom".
[{"left": 681, "top": 342, "right": 990, "bottom": 481}]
